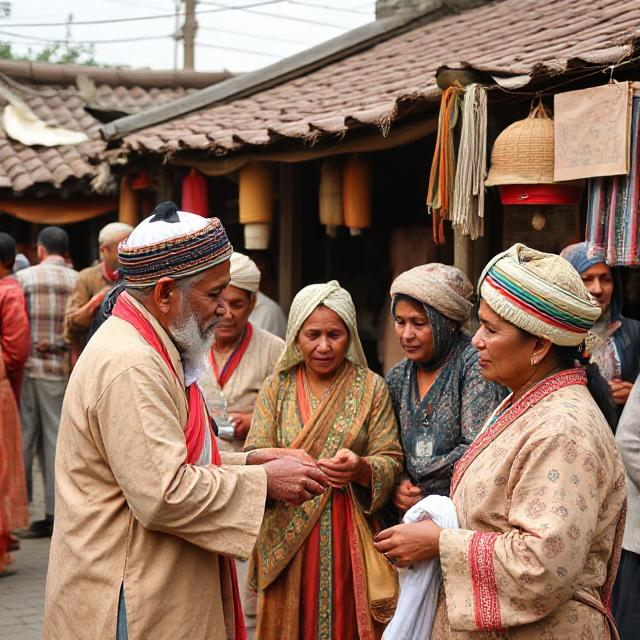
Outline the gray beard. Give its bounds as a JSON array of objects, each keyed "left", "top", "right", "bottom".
[{"left": 169, "top": 310, "right": 216, "bottom": 365}]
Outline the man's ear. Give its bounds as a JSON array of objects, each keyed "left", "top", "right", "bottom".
[
  {"left": 248, "top": 292, "right": 257, "bottom": 314},
  {"left": 154, "top": 277, "right": 178, "bottom": 315}
]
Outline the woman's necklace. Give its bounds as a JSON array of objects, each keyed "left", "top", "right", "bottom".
[{"left": 304, "top": 364, "right": 344, "bottom": 404}]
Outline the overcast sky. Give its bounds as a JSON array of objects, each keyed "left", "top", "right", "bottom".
[{"left": 4, "top": 0, "right": 375, "bottom": 73}]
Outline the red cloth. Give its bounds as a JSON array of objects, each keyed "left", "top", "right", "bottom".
[
  {"left": 182, "top": 168, "right": 209, "bottom": 217},
  {"left": 210, "top": 323, "right": 253, "bottom": 389},
  {"left": 0, "top": 275, "right": 29, "bottom": 401}
]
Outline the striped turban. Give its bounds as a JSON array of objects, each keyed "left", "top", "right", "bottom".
[
  {"left": 118, "top": 201, "right": 233, "bottom": 288},
  {"left": 275, "top": 280, "right": 367, "bottom": 373},
  {"left": 479, "top": 243, "right": 601, "bottom": 346}
]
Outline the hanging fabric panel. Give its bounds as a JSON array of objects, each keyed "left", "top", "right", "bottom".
[
  {"left": 586, "top": 94, "right": 640, "bottom": 266},
  {"left": 427, "top": 86, "right": 462, "bottom": 244},
  {"left": 181, "top": 168, "right": 209, "bottom": 217}
]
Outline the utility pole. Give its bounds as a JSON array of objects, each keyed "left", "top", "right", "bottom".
[
  {"left": 183, "top": 0, "right": 197, "bottom": 70},
  {"left": 173, "top": 0, "right": 180, "bottom": 70}
]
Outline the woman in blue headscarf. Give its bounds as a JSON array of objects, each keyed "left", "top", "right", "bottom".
[
  {"left": 384, "top": 263, "right": 506, "bottom": 513},
  {"left": 561, "top": 242, "right": 640, "bottom": 408}
]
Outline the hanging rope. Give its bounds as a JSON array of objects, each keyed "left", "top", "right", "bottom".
[
  {"left": 451, "top": 84, "right": 487, "bottom": 240},
  {"left": 427, "top": 86, "right": 462, "bottom": 244}
]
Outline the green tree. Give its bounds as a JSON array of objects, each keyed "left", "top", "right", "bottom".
[{"left": 0, "top": 2, "right": 100, "bottom": 66}]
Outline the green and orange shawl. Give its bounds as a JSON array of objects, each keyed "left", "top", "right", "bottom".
[{"left": 245, "top": 361, "right": 403, "bottom": 640}]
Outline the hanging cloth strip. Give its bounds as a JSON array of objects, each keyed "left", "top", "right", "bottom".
[
  {"left": 451, "top": 84, "right": 487, "bottom": 240},
  {"left": 211, "top": 323, "right": 254, "bottom": 389},
  {"left": 427, "top": 86, "right": 463, "bottom": 244},
  {"left": 112, "top": 292, "right": 247, "bottom": 640},
  {"left": 586, "top": 93, "right": 640, "bottom": 266}
]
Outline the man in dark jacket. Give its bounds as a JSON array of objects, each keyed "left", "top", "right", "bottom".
[{"left": 562, "top": 242, "right": 640, "bottom": 408}]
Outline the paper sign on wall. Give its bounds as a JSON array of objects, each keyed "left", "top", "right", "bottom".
[{"left": 554, "top": 82, "right": 632, "bottom": 181}]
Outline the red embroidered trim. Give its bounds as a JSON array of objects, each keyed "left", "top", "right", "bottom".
[
  {"left": 469, "top": 532, "right": 502, "bottom": 631},
  {"left": 451, "top": 368, "right": 586, "bottom": 495}
]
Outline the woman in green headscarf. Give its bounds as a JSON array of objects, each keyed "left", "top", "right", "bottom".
[{"left": 245, "top": 280, "right": 403, "bottom": 640}]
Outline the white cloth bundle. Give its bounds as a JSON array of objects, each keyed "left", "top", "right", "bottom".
[{"left": 382, "top": 495, "right": 459, "bottom": 640}]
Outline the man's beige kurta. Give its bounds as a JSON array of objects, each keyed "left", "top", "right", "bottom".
[{"left": 43, "top": 297, "right": 267, "bottom": 640}]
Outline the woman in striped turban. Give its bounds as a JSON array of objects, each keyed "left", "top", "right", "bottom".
[
  {"left": 375, "top": 244, "right": 626, "bottom": 640},
  {"left": 244, "top": 280, "right": 404, "bottom": 640}
]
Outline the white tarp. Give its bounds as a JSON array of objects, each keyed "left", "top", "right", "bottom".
[{"left": 3, "top": 103, "right": 88, "bottom": 147}]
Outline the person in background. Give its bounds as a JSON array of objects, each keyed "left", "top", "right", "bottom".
[
  {"left": 613, "top": 375, "right": 640, "bottom": 639},
  {"left": 375, "top": 244, "right": 625, "bottom": 639},
  {"left": 0, "top": 233, "right": 30, "bottom": 402},
  {"left": 13, "top": 253, "right": 30, "bottom": 273},
  {"left": 199, "top": 252, "right": 284, "bottom": 638},
  {"left": 16, "top": 227, "right": 77, "bottom": 539},
  {"left": 0, "top": 232, "right": 29, "bottom": 575},
  {"left": 201, "top": 252, "right": 284, "bottom": 451},
  {"left": 249, "top": 290, "right": 287, "bottom": 339},
  {"left": 43, "top": 202, "right": 327, "bottom": 639},
  {"left": 245, "top": 281, "right": 403, "bottom": 640},
  {"left": 64, "top": 222, "right": 132, "bottom": 366},
  {"left": 561, "top": 242, "right": 640, "bottom": 411},
  {"left": 384, "top": 264, "right": 506, "bottom": 514}
]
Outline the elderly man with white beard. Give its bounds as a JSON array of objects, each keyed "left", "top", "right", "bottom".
[{"left": 43, "top": 202, "right": 328, "bottom": 640}]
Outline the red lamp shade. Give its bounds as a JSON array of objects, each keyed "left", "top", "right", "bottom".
[
  {"left": 181, "top": 168, "right": 209, "bottom": 217},
  {"left": 498, "top": 183, "right": 582, "bottom": 205}
]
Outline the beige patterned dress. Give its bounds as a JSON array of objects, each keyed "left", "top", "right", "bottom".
[{"left": 432, "top": 368, "right": 627, "bottom": 640}]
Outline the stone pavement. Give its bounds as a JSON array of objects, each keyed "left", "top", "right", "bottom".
[{"left": 0, "top": 463, "right": 49, "bottom": 639}]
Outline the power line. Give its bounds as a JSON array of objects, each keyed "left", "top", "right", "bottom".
[
  {"left": 199, "top": 1, "right": 352, "bottom": 27},
  {"left": 286, "top": 0, "right": 370, "bottom": 15},
  {"left": 0, "top": 0, "right": 286, "bottom": 27},
  {"left": 198, "top": 25, "right": 310, "bottom": 45},
  {"left": 196, "top": 41, "right": 281, "bottom": 57},
  {"left": 0, "top": 29, "right": 174, "bottom": 45}
]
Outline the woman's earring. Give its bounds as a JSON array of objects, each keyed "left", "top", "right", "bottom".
[{"left": 530, "top": 356, "right": 536, "bottom": 367}]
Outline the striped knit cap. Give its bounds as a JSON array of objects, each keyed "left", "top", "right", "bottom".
[
  {"left": 118, "top": 201, "right": 233, "bottom": 288},
  {"left": 479, "top": 243, "right": 601, "bottom": 346}
]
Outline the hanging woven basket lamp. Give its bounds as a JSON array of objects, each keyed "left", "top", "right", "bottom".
[
  {"left": 239, "top": 162, "right": 273, "bottom": 249},
  {"left": 342, "top": 154, "right": 372, "bottom": 236},
  {"left": 319, "top": 159, "right": 344, "bottom": 237},
  {"left": 485, "top": 101, "right": 582, "bottom": 205}
]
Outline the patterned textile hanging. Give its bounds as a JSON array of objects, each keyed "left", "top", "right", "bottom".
[
  {"left": 586, "top": 94, "right": 640, "bottom": 266},
  {"left": 427, "top": 86, "right": 463, "bottom": 244},
  {"left": 451, "top": 84, "right": 487, "bottom": 240}
]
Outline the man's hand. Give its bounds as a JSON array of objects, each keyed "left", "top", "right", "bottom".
[
  {"left": 246, "top": 448, "right": 315, "bottom": 466},
  {"left": 610, "top": 379, "right": 633, "bottom": 405},
  {"left": 230, "top": 412, "right": 252, "bottom": 439},
  {"left": 262, "top": 457, "right": 329, "bottom": 506},
  {"left": 373, "top": 519, "right": 441, "bottom": 567},
  {"left": 317, "top": 448, "right": 370, "bottom": 487},
  {"left": 393, "top": 479, "right": 423, "bottom": 512}
]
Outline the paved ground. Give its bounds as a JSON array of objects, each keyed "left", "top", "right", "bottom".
[{"left": 0, "top": 463, "right": 49, "bottom": 639}]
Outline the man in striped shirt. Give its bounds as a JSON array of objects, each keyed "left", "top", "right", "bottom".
[{"left": 16, "top": 227, "right": 77, "bottom": 538}]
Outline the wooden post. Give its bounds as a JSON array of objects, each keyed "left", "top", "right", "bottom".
[
  {"left": 453, "top": 226, "right": 473, "bottom": 281},
  {"left": 278, "top": 164, "right": 302, "bottom": 312},
  {"left": 183, "top": 0, "right": 196, "bottom": 70}
]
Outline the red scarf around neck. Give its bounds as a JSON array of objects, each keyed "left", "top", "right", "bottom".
[
  {"left": 211, "top": 323, "right": 253, "bottom": 389},
  {"left": 112, "top": 292, "right": 247, "bottom": 639}
]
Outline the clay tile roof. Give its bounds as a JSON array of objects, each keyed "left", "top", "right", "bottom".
[
  {"left": 112, "top": 0, "right": 640, "bottom": 159},
  {"left": 0, "top": 60, "right": 231, "bottom": 195}
]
